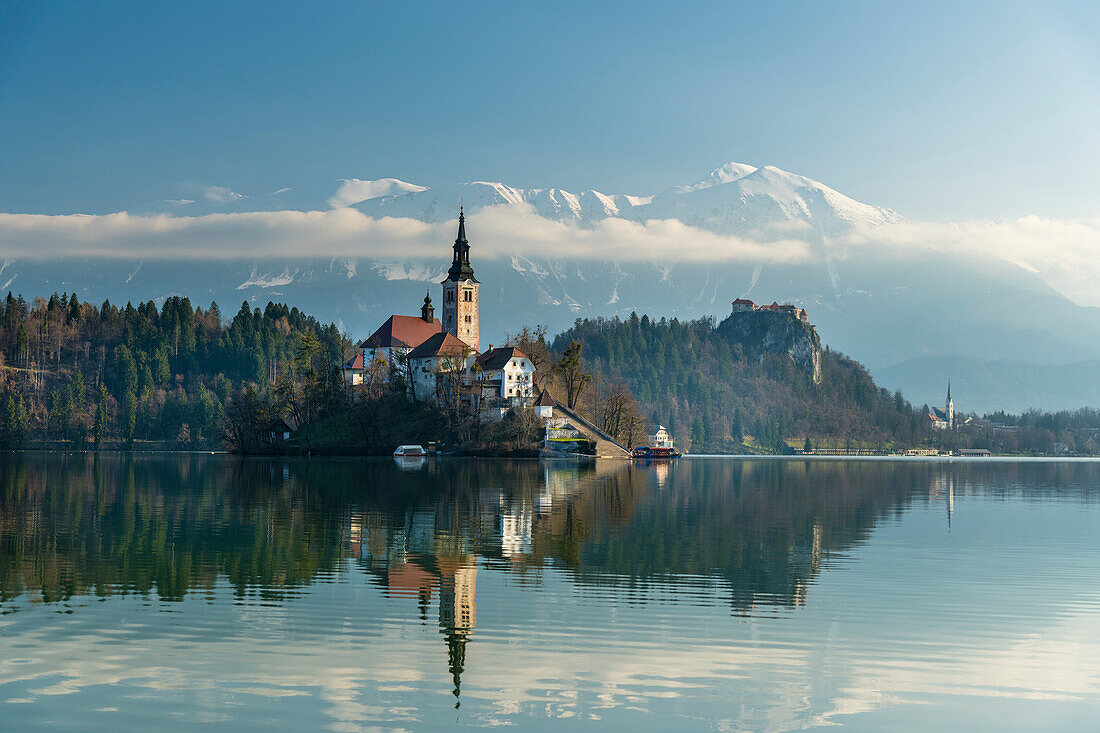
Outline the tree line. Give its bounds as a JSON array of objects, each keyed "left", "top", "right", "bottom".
[{"left": 0, "top": 292, "right": 344, "bottom": 449}]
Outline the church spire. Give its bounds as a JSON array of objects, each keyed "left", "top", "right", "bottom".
[{"left": 445, "top": 207, "right": 478, "bottom": 283}]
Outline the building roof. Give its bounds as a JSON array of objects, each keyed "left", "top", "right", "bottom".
[
  {"left": 476, "top": 346, "right": 527, "bottom": 371},
  {"left": 406, "top": 331, "right": 475, "bottom": 359},
  {"left": 534, "top": 388, "right": 557, "bottom": 407},
  {"left": 360, "top": 314, "right": 442, "bottom": 349},
  {"left": 930, "top": 407, "right": 948, "bottom": 421},
  {"left": 344, "top": 352, "right": 364, "bottom": 370},
  {"left": 732, "top": 298, "right": 755, "bottom": 305}
]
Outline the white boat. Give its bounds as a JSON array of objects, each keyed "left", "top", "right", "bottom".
[{"left": 393, "top": 444, "right": 427, "bottom": 457}]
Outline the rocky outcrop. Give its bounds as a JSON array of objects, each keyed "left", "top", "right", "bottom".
[{"left": 716, "top": 310, "right": 823, "bottom": 383}]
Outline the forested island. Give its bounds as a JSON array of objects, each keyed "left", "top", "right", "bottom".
[{"left": 0, "top": 291, "right": 1097, "bottom": 456}]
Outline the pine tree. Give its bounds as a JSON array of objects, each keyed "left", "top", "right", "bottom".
[{"left": 94, "top": 384, "right": 108, "bottom": 449}]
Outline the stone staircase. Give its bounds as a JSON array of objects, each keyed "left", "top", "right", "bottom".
[{"left": 553, "top": 406, "right": 631, "bottom": 458}]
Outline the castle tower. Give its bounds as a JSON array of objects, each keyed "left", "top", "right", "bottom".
[
  {"left": 946, "top": 381, "right": 954, "bottom": 429},
  {"left": 441, "top": 207, "right": 480, "bottom": 350}
]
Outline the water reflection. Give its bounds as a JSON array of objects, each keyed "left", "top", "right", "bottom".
[{"left": 1, "top": 454, "right": 1099, "bottom": 729}]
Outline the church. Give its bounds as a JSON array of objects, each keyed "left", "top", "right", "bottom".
[
  {"left": 928, "top": 382, "right": 954, "bottom": 430},
  {"left": 343, "top": 209, "right": 536, "bottom": 409}
]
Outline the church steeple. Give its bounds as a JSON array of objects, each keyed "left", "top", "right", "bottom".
[
  {"left": 420, "top": 289, "right": 434, "bottom": 323},
  {"left": 946, "top": 380, "right": 954, "bottom": 429},
  {"left": 440, "top": 207, "right": 481, "bottom": 350},
  {"left": 445, "top": 207, "right": 477, "bottom": 283}
]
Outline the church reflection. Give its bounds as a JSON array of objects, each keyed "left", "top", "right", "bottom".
[{"left": 4, "top": 453, "right": 1097, "bottom": 705}]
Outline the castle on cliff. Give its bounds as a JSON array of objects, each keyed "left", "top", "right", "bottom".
[{"left": 732, "top": 298, "right": 809, "bottom": 322}]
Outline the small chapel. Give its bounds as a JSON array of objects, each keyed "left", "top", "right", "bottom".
[{"left": 342, "top": 209, "right": 536, "bottom": 409}]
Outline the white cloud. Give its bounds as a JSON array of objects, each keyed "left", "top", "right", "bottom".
[
  {"left": 0, "top": 204, "right": 811, "bottom": 266},
  {"left": 841, "top": 216, "right": 1100, "bottom": 306},
  {"left": 204, "top": 186, "right": 247, "bottom": 205},
  {"left": 1, "top": 204, "right": 1098, "bottom": 305}
]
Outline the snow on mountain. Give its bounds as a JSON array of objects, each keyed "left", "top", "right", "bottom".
[
  {"left": 327, "top": 178, "right": 427, "bottom": 208},
  {"left": 348, "top": 163, "right": 902, "bottom": 245}
]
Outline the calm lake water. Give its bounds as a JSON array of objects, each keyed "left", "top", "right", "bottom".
[{"left": 1, "top": 454, "right": 1098, "bottom": 731}]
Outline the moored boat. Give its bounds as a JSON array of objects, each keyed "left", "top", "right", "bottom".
[
  {"left": 635, "top": 426, "right": 681, "bottom": 460},
  {"left": 394, "top": 444, "right": 427, "bottom": 457}
]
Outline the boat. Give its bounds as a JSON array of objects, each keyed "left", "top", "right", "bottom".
[
  {"left": 394, "top": 444, "right": 427, "bottom": 457},
  {"left": 634, "top": 426, "right": 681, "bottom": 460}
]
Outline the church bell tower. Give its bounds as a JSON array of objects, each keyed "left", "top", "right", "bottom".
[{"left": 441, "top": 207, "right": 480, "bottom": 350}]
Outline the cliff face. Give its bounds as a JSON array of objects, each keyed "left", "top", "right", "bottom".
[{"left": 716, "top": 311, "right": 823, "bottom": 383}]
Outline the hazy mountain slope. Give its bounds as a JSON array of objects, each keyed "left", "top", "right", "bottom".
[{"left": 873, "top": 356, "right": 1100, "bottom": 414}]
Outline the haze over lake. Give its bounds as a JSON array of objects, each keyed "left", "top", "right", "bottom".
[{"left": 1, "top": 454, "right": 1097, "bottom": 731}]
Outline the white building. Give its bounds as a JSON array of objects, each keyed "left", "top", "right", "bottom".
[
  {"left": 533, "top": 388, "right": 557, "bottom": 419},
  {"left": 406, "top": 331, "right": 477, "bottom": 403},
  {"left": 650, "top": 425, "right": 675, "bottom": 450},
  {"left": 475, "top": 346, "right": 536, "bottom": 404}
]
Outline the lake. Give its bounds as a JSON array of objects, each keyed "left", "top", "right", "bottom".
[{"left": 1, "top": 454, "right": 1098, "bottom": 731}]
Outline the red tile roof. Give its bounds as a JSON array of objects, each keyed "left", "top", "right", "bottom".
[
  {"left": 475, "top": 346, "right": 527, "bottom": 371},
  {"left": 406, "top": 331, "right": 475, "bottom": 359},
  {"left": 344, "top": 352, "right": 364, "bottom": 370},
  {"left": 360, "top": 315, "right": 441, "bottom": 349},
  {"left": 732, "top": 298, "right": 755, "bottom": 305}
]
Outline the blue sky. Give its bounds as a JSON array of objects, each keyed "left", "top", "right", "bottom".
[{"left": 2, "top": 0, "right": 1100, "bottom": 220}]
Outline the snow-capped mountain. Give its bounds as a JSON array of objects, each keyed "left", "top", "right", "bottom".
[
  {"left": 348, "top": 163, "right": 904, "bottom": 243},
  {"left": 5, "top": 162, "right": 1100, "bottom": 412}
]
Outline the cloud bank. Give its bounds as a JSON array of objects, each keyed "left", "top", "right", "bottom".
[
  {"left": 842, "top": 216, "right": 1100, "bottom": 306},
  {"left": 0, "top": 204, "right": 811, "bottom": 265},
  {"left": 2, "top": 204, "right": 1099, "bottom": 305}
]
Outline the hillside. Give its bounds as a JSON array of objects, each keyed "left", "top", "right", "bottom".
[
  {"left": 551, "top": 311, "right": 930, "bottom": 454},
  {"left": 0, "top": 293, "right": 345, "bottom": 449}
]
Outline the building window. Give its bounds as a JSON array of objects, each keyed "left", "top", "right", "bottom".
[
  {"left": 463, "top": 291, "right": 472, "bottom": 302},
  {"left": 464, "top": 315, "right": 471, "bottom": 323}
]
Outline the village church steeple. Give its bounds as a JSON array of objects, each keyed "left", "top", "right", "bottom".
[{"left": 441, "top": 207, "right": 480, "bottom": 350}]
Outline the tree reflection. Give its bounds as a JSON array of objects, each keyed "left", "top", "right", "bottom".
[{"left": 3, "top": 453, "right": 1098, "bottom": 704}]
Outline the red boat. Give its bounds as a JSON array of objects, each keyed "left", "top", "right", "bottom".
[{"left": 633, "top": 426, "right": 681, "bottom": 460}]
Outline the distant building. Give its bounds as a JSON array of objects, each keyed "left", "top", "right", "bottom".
[
  {"left": 270, "top": 418, "right": 296, "bottom": 443},
  {"left": 929, "top": 382, "right": 955, "bottom": 431},
  {"left": 650, "top": 425, "right": 674, "bottom": 450},
  {"left": 731, "top": 298, "right": 808, "bottom": 322}
]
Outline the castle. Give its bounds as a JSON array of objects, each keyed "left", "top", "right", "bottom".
[
  {"left": 342, "top": 209, "right": 536, "bottom": 409},
  {"left": 731, "top": 298, "right": 809, "bottom": 322}
]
